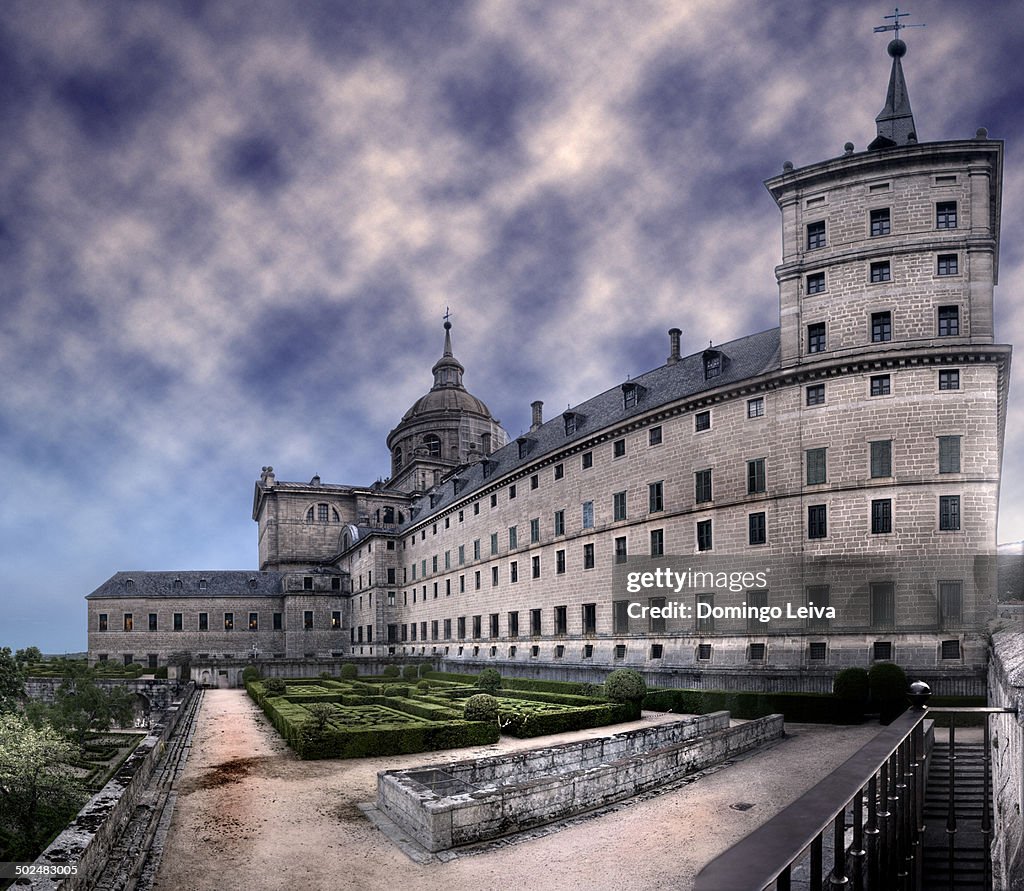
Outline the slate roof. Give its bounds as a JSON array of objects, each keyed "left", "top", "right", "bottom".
[
  {"left": 86, "top": 570, "right": 288, "bottom": 600},
  {"left": 403, "top": 327, "right": 781, "bottom": 528}
]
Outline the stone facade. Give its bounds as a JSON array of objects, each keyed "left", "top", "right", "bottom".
[{"left": 86, "top": 44, "right": 1010, "bottom": 695}]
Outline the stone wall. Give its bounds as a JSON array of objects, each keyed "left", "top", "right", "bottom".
[
  {"left": 24, "top": 676, "right": 181, "bottom": 711},
  {"left": 378, "top": 712, "right": 783, "bottom": 852},
  {"left": 22, "top": 685, "right": 195, "bottom": 891},
  {"left": 989, "top": 629, "right": 1024, "bottom": 891}
]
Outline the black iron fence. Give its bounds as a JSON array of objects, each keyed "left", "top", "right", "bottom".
[{"left": 693, "top": 692, "right": 1016, "bottom": 891}]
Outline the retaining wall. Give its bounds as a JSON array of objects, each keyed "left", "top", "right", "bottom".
[
  {"left": 378, "top": 711, "right": 783, "bottom": 852},
  {"left": 989, "top": 630, "right": 1024, "bottom": 891}
]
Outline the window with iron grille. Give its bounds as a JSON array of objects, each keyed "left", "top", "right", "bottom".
[
  {"left": 697, "top": 643, "right": 712, "bottom": 660},
  {"left": 939, "top": 436, "right": 961, "bottom": 473},
  {"left": 870, "top": 440, "right": 892, "bottom": 478},
  {"left": 614, "top": 644, "right": 626, "bottom": 659},
  {"left": 808, "top": 505, "right": 827, "bottom": 539},
  {"left": 748, "top": 643, "right": 766, "bottom": 661},
  {"left": 870, "top": 374, "right": 891, "bottom": 396},
  {"left": 939, "top": 370, "right": 960, "bottom": 391},
  {"left": 871, "top": 311, "right": 892, "bottom": 342},
  {"left": 873, "top": 641, "right": 893, "bottom": 661},
  {"left": 939, "top": 495, "right": 961, "bottom": 531},
  {"left": 650, "top": 644, "right": 664, "bottom": 659},
  {"left": 695, "top": 410, "right": 711, "bottom": 431},
  {"left": 941, "top": 640, "right": 961, "bottom": 660},
  {"left": 747, "top": 397, "right": 765, "bottom": 418},
  {"left": 871, "top": 499, "right": 892, "bottom": 534},
  {"left": 809, "top": 642, "right": 827, "bottom": 660}
]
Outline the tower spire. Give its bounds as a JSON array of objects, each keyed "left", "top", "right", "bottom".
[{"left": 869, "top": 8, "right": 924, "bottom": 150}]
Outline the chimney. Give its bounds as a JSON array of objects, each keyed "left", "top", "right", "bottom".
[
  {"left": 667, "top": 328, "right": 682, "bottom": 365},
  {"left": 530, "top": 400, "right": 544, "bottom": 431}
]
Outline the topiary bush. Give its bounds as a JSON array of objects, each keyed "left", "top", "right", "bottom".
[
  {"left": 868, "top": 663, "right": 909, "bottom": 723},
  {"left": 241, "top": 666, "right": 261, "bottom": 683},
  {"left": 340, "top": 663, "right": 358, "bottom": 679},
  {"left": 154, "top": 666, "right": 169, "bottom": 679},
  {"left": 383, "top": 684, "right": 411, "bottom": 698},
  {"left": 604, "top": 669, "right": 646, "bottom": 704},
  {"left": 833, "top": 667, "right": 869, "bottom": 702},
  {"left": 464, "top": 693, "right": 499, "bottom": 722},
  {"left": 320, "top": 672, "right": 333, "bottom": 680},
  {"left": 477, "top": 668, "right": 502, "bottom": 694},
  {"left": 418, "top": 663, "right": 431, "bottom": 678},
  {"left": 416, "top": 679, "right": 432, "bottom": 692},
  {"left": 263, "top": 677, "right": 287, "bottom": 694},
  {"left": 402, "top": 665, "right": 419, "bottom": 682},
  {"left": 382, "top": 665, "right": 400, "bottom": 678}
]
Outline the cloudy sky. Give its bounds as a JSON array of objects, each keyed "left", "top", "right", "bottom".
[{"left": 3, "top": 0, "right": 1023, "bottom": 653}]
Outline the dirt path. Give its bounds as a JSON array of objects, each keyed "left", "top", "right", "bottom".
[{"left": 154, "top": 690, "right": 878, "bottom": 891}]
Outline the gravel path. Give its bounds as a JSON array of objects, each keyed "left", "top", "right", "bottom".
[{"left": 153, "top": 689, "right": 878, "bottom": 891}]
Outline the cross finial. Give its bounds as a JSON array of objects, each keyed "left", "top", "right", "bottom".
[
  {"left": 443, "top": 306, "right": 451, "bottom": 323},
  {"left": 873, "top": 7, "right": 925, "bottom": 40}
]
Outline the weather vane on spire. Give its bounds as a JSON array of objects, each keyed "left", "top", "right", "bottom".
[{"left": 874, "top": 8, "right": 925, "bottom": 41}]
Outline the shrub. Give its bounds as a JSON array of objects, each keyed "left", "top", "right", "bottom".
[
  {"left": 464, "top": 694, "right": 499, "bottom": 722},
  {"left": 320, "top": 671, "right": 333, "bottom": 680},
  {"left": 339, "top": 663, "right": 358, "bottom": 679},
  {"left": 263, "top": 678, "right": 287, "bottom": 694},
  {"left": 869, "top": 663, "right": 908, "bottom": 722},
  {"left": 402, "top": 665, "right": 419, "bottom": 682},
  {"left": 418, "top": 663, "right": 431, "bottom": 678},
  {"left": 833, "top": 668, "right": 869, "bottom": 702},
  {"left": 382, "top": 665, "right": 400, "bottom": 678},
  {"left": 416, "top": 680, "right": 432, "bottom": 692},
  {"left": 383, "top": 684, "right": 411, "bottom": 698},
  {"left": 575, "top": 682, "right": 600, "bottom": 698},
  {"left": 154, "top": 666, "right": 169, "bottom": 679},
  {"left": 477, "top": 668, "right": 502, "bottom": 694},
  {"left": 605, "top": 669, "right": 646, "bottom": 704},
  {"left": 350, "top": 682, "right": 371, "bottom": 695},
  {"left": 241, "top": 666, "right": 261, "bottom": 683}
]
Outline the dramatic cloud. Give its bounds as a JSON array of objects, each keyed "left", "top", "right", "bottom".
[{"left": 2, "top": 0, "right": 1023, "bottom": 651}]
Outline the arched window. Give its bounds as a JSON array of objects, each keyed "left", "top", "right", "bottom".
[
  {"left": 125, "top": 578, "right": 135, "bottom": 590},
  {"left": 423, "top": 434, "right": 441, "bottom": 457},
  {"left": 306, "top": 506, "right": 315, "bottom": 523},
  {"left": 199, "top": 578, "right": 208, "bottom": 590},
  {"left": 394, "top": 448, "right": 403, "bottom": 470},
  {"left": 173, "top": 578, "right": 183, "bottom": 589},
  {"left": 332, "top": 507, "right": 340, "bottom": 522}
]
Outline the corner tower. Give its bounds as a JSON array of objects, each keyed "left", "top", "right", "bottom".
[
  {"left": 765, "top": 35, "right": 1002, "bottom": 370},
  {"left": 386, "top": 319, "right": 509, "bottom": 493}
]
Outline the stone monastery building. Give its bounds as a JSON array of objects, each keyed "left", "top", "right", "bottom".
[{"left": 87, "top": 38, "right": 1009, "bottom": 695}]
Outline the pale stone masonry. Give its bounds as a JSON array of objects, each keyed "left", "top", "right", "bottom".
[{"left": 87, "top": 39, "right": 1011, "bottom": 694}]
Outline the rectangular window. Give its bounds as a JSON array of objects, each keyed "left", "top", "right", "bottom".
[
  {"left": 870, "top": 261, "right": 891, "bottom": 283},
  {"left": 871, "top": 311, "right": 892, "bottom": 343},
  {"left": 748, "top": 643, "right": 766, "bottom": 662},
  {"left": 581, "top": 451, "right": 593, "bottom": 469},
  {"left": 329, "top": 610, "right": 341, "bottom": 631},
  {"left": 490, "top": 493, "right": 497, "bottom": 508},
  {"left": 747, "top": 589, "right": 768, "bottom": 632},
  {"left": 697, "top": 643, "right": 712, "bottom": 661},
  {"left": 224, "top": 612, "right": 234, "bottom": 631},
  {"left": 530, "top": 609, "right": 541, "bottom": 636},
  {"left": 936, "top": 201, "right": 957, "bottom": 229},
  {"left": 458, "top": 617, "right": 466, "bottom": 639},
  {"left": 747, "top": 397, "right": 765, "bottom": 418},
  {"left": 173, "top": 613, "right": 182, "bottom": 632},
  {"left": 509, "top": 484, "right": 517, "bottom": 500},
  {"left": 650, "top": 528, "right": 665, "bottom": 557},
  {"left": 937, "top": 254, "right": 958, "bottom": 276},
  {"left": 489, "top": 613, "right": 499, "bottom": 638},
  {"left": 490, "top": 533, "right": 498, "bottom": 555},
  {"left": 303, "top": 611, "right": 313, "bottom": 630},
  {"left": 939, "top": 435, "right": 961, "bottom": 473},
  {"left": 748, "top": 512, "right": 766, "bottom": 546},
  {"left": 530, "top": 518, "right": 540, "bottom": 543},
  {"left": 807, "top": 322, "right": 826, "bottom": 353},
  {"left": 696, "top": 520, "right": 712, "bottom": 552},
  {"left": 806, "top": 272, "right": 826, "bottom": 295},
  {"left": 531, "top": 555, "right": 540, "bottom": 579},
  {"left": 807, "top": 220, "right": 826, "bottom": 249},
  {"left": 530, "top": 474, "right": 539, "bottom": 490},
  {"left": 509, "top": 561, "right": 518, "bottom": 583},
  {"left": 939, "top": 581, "right": 963, "bottom": 627},
  {"left": 614, "top": 536, "right": 628, "bottom": 563},
  {"left": 554, "top": 463, "right": 564, "bottom": 480},
  {"left": 697, "top": 593, "right": 714, "bottom": 633},
  {"left": 148, "top": 613, "right": 157, "bottom": 632},
  {"left": 473, "top": 539, "right": 481, "bottom": 560},
  {"left": 554, "top": 605, "right": 567, "bottom": 636},
  {"left": 695, "top": 469, "right": 712, "bottom": 504},
  {"left": 648, "top": 481, "right": 664, "bottom": 513},
  {"left": 554, "top": 510, "right": 565, "bottom": 536},
  {"left": 747, "top": 458, "right": 766, "bottom": 494},
  {"left": 613, "top": 491, "right": 627, "bottom": 521},
  {"left": 582, "top": 603, "right": 597, "bottom": 635},
  {"left": 556, "top": 549, "right": 566, "bottom": 574},
  {"left": 806, "top": 384, "right": 825, "bottom": 406},
  {"left": 430, "top": 620, "right": 438, "bottom": 641},
  {"left": 648, "top": 597, "right": 666, "bottom": 633},
  {"left": 583, "top": 543, "right": 595, "bottom": 569},
  {"left": 473, "top": 616, "right": 482, "bottom": 639},
  {"left": 941, "top": 640, "right": 961, "bottom": 660},
  {"left": 582, "top": 501, "right": 594, "bottom": 529},
  {"left": 303, "top": 576, "right": 313, "bottom": 591},
  {"left": 474, "top": 571, "right": 481, "bottom": 590},
  {"left": 806, "top": 447, "right": 827, "bottom": 485},
  {"left": 508, "top": 611, "right": 519, "bottom": 638},
  {"left": 98, "top": 613, "right": 108, "bottom": 632},
  {"left": 809, "top": 642, "right": 827, "bottom": 661},
  {"left": 939, "top": 369, "right": 960, "bottom": 391},
  {"left": 508, "top": 526, "right": 517, "bottom": 549},
  {"left": 249, "top": 612, "right": 259, "bottom": 631},
  {"left": 199, "top": 612, "right": 209, "bottom": 631},
  {"left": 870, "top": 207, "right": 891, "bottom": 236},
  {"left": 873, "top": 641, "right": 893, "bottom": 661},
  {"left": 938, "top": 306, "right": 960, "bottom": 336},
  {"left": 695, "top": 410, "right": 711, "bottom": 431},
  {"left": 939, "top": 495, "right": 961, "bottom": 531},
  {"left": 649, "top": 426, "right": 663, "bottom": 446},
  {"left": 613, "top": 600, "right": 630, "bottom": 634},
  {"left": 458, "top": 545, "right": 465, "bottom": 565},
  {"left": 491, "top": 566, "right": 499, "bottom": 586},
  {"left": 808, "top": 505, "right": 827, "bottom": 539},
  {"left": 871, "top": 499, "right": 892, "bottom": 534},
  {"left": 871, "top": 582, "right": 895, "bottom": 628},
  {"left": 870, "top": 374, "right": 891, "bottom": 396},
  {"left": 807, "top": 585, "right": 830, "bottom": 630},
  {"left": 613, "top": 438, "right": 626, "bottom": 458},
  {"left": 870, "top": 440, "right": 892, "bottom": 478}
]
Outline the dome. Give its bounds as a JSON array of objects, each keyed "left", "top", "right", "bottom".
[{"left": 401, "top": 386, "right": 494, "bottom": 421}]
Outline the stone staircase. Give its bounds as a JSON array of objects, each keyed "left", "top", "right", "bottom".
[{"left": 923, "top": 737, "right": 991, "bottom": 890}]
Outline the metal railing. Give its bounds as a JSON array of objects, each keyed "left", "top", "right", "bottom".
[{"left": 693, "top": 690, "right": 1016, "bottom": 891}]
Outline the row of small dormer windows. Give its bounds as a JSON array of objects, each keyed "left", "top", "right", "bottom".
[
  {"left": 806, "top": 201, "right": 957, "bottom": 250},
  {"left": 806, "top": 306, "right": 960, "bottom": 353}
]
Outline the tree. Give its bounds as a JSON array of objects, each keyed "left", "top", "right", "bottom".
[
  {"left": 0, "top": 648, "right": 25, "bottom": 712},
  {"left": 47, "top": 664, "right": 136, "bottom": 744},
  {"left": 0, "top": 713, "right": 86, "bottom": 860},
  {"left": 14, "top": 646, "right": 43, "bottom": 666}
]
